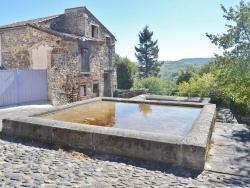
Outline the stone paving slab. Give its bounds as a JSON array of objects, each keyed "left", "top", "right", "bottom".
[
  {"left": 0, "top": 101, "right": 53, "bottom": 130},
  {"left": 205, "top": 122, "right": 250, "bottom": 177},
  {"left": 0, "top": 135, "right": 249, "bottom": 188}
]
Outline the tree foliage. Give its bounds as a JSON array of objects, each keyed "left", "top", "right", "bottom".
[
  {"left": 116, "top": 54, "right": 137, "bottom": 89},
  {"left": 135, "top": 25, "right": 162, "bottom": 77},
  {"left": 206, "top": 1, "right": 250, "bottom": 86},
  {"left": 206, "top": 1, "right": 250, "bottom": 59},
  {"left": 206, "top": 1, "right": 250, "bottom": 115},
  {"left": 198, "top": 61, "right": 217, "bottom": 76},
  {"left": 177, "top": 73, "right": 225, "bottom": 104},
  {"left": 132, "top": 76, "right": 174, "bottom": 95},
  {"left": 175, "top": 65, "right": 198, "bottom": 85}
]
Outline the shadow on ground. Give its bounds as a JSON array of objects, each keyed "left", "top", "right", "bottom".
[
  {"left": 207, "top": 122, "right": 250, "bottom": 177},
  {"left": 231, "top": 126, "right": 250, "bottom": 176}
]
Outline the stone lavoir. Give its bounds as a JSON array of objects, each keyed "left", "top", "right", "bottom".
[{"left": 0, "top": 7, "right": 117, "bottom": 105}]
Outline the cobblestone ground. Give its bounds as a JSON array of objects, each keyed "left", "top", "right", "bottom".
[{"left": 0, "top": 135, "right": 249, "bottom": 188}]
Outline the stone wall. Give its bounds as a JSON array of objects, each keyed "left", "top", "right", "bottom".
[
  {"left": 47, "top": 7, "right": 117, "bottom": 104},
  {"left": 50, "top": 7, "right": 116, "bottom": 45},
  {"left": 1, "top": 27, "right": 61, "bottom": 69},
  {"left": 0, "top": 7, "right": 116, "bottom": 106},
  {"left": 49, "top": 43, "right": 79, "bottom": 105},
  {"left": 64, "top": 7, "right": 86, "bottom": 36},
  {"left": 48, "top": 39, "right": 116, "bottom": 105}
]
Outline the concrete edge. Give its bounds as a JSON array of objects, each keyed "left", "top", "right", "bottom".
[
  {"left": 182, "top": 104, "right": 216, "bottom": 147},
  {"left": 103, "top": 97, "right": 205, "bottom": 108},
  {"left": 137, "top": 94, "right": 211, "bottom": 104},
  {"left": 29, "top": 97, "right": 102, "bottom": 117},
  {"left": 179, "top": 104, "right": 216, "bottom": 169},
  {"left": 2, "top": 98, "right": 216, "bottom": 170},
  {"left": 2, "top": 116, "right": 182, "bottom": 144},
  {"left": 2, "top": 116, "right": 184, "bottom": 167}
]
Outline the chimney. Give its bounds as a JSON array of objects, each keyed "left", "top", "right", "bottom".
[
  {"left": 64, "top": 7, "right": 86, "bottom": 14},
  {"left": 63, "top": 7, "right": 86, "bottom": 36}
]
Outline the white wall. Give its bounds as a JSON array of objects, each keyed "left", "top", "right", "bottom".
[{"left": 31, "top": 44, "right": 51, "bottom": 69}]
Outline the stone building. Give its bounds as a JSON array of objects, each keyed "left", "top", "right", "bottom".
[{"left": 0, "top": 7, "right": 116, "bottom": 105}]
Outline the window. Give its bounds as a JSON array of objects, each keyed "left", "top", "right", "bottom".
[
  {"left": 91, "top": 25, "right": 98, "bottom": 38},
  {"left": 106, "top": 37, "right": 111, "bottom": 46},
  {"left": 92, "top": 83, "right": 99, "bottom": 97},
  {"left": 80, "top": 85, "right": 87, "bottom": 97},
  {"left": 81, "top": 48, "right": 90, "bottom": 72}
]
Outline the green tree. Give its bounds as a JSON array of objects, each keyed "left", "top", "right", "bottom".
[
  {"left": 198, "top": 61, "right": 217, "bottom": 76},
  {"left": 206, "top": 1, "right": 250, "bottom": 115},
  {"left": 206, "top": 1, "right": 250, "bottom": 59},
  {"left": 175, "top": 65, "right": 198, "bottom": 85},
  {"left": 116, "top": 54, "right": 137, "bottom": 89},
  {"left": 132, "top": 76, "right": 174, "bottom": 95},
  {"left": 178, "top": 73, "right": 217, "bottom": 96},
  {"left": 177, "top": 73, "right": 225, "bottom": 104},
  {"left": 135, "top": 25, "right": 162, "bottom": 77}
]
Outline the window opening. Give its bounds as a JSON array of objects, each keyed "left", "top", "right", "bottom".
[
  {"left": 92, "top": 25, "right": 98, "bottom": 38},
  {"left": 92, "top": 83, "right": 99, "bottom": 97},
  {"left": 80, "top": 85, "right": 87, "bottom": 97},
  {"left": 106, "top": 37, "right": 111, "bottom": 46},
  {"left": 81, "top": 48, "right": 90, "bottom": 72}
]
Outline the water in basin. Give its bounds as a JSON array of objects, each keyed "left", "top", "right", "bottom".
[{"left": 40, "top": 101, "right": 201, "bottom": 136}]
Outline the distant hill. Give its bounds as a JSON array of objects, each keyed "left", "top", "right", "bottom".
[
  {"left": 133, "top": 57, "right": 214, "bottom": 66},
  {"left": 133, "top": 57, "right": 215, "bottom": 81},
  {"left": 178, "top": 58, "right": 215, "bottom": 66},
  {"left": 160, "top": 57, "right": 215, "bottom": 81}
]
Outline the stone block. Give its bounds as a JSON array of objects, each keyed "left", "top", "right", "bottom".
[
  {"left": 93, "top": 133, "right": 180, "bottom": 164},
  {"left": 51, "top": 128, "right": 92, "bottom": 150},
  {"left": 2, "top": 118, "right": 51, "bottom": 142},
  {"left": 179, "top": 145, "right": 206, "bottom": 170}
]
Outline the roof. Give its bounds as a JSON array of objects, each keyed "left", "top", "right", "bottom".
[
  {"left": 23, "top": 23, "right": 104, "bottom": 46},
  {"left": 0, "top": 7, "right": 116, "bottom": 41},
  {"left": 0, "top": 15, "right": 61, "bottom": 29}
]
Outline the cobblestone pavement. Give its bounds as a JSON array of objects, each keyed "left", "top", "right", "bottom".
[
  {"left": 0, "top": 106, "right": 249, "bottom": 187},
  {"left": 0, "top": 135, "right": 249, "bottom": 187}
]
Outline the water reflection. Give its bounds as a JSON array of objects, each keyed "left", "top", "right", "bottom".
[{"left": 139, "top": 104, "right": 152, "bottom": 117}]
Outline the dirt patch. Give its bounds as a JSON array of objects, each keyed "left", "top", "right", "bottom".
[{"left": 58, "top": 146, "right": 88, "bottom": 159}]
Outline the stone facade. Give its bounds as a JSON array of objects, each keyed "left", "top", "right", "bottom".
[{"left": 0, "top": 7, "right": 116, "bottom": 105}]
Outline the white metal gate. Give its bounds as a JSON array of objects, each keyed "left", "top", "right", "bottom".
[{"left": 0, "top": 69, "right": 48, "bottom": 107}]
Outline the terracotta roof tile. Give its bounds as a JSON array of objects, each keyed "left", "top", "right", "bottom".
[{"left": 0, "top": 14, "right": 61, "bottom": 29}]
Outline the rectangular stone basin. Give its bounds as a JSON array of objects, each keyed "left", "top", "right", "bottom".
[{"left": 2, "top": 97, "right": 216, "bottom": 170}]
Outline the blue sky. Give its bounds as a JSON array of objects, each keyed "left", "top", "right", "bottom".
[{"left": 0, "top": 0, "right": 240, "bottom": 61}]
